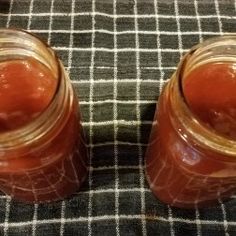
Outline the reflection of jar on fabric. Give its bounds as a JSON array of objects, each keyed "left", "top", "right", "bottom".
[
  {"left": 0, "top": 29, "right": 88, "bottom": 203},
  {"left": 145, "top": 36, "right": 236, "bottom": 208}
]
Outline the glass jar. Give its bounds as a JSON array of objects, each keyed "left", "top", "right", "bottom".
[
  {"left": 145, "top": 36, "right": 236, "bottom": 208},
  {"left": 0, "top": 29, "right": 88, "bottom": 203}
]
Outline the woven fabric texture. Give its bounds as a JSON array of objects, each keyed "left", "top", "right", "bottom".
[{"left": 0, "top": 0, "right": 236, "bottom": 235}]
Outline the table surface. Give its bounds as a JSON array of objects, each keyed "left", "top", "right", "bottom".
[{"left": 0, "top": 0, "right": 236, "bottom": 235}]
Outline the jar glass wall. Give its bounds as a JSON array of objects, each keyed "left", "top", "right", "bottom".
[
  {"left": 0, "top": 29, "right": 88, "bottom": 203},
  {"left": 145, "top": 36, "right": 236, "bottom": 208}
]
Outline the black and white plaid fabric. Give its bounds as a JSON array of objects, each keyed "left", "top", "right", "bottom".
[{"left": 0, "top": 0, "right": 236, "bottom": 235}]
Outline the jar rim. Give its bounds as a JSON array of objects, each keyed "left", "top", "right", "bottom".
[
  {"left": 0, "top": 28, "right": 63, "bottom": 147},
  {"left": 175, "top": 35, "right": 236, "bottom": 156}
]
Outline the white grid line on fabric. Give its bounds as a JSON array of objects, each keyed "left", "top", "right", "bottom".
[
  {"left": 60, "top": 0, "right": 76, "bottom": 235},
  {"left": 134, "top": 1, "right": 147, "bottom": 235},
  {"left": 3, "top": 197, "right": 11, "bottom": 236},
  {"left": 168, "top": 206, "right": 175, "bottom": 236},
  {"left": 193, "top": 5, "right": 203, "bottom": 232},
  {"left": 47, "top": 0, "right": 55, "bottom": 44},
  {"left": 214, "top": 0, "right": 223, "bottom": 35},
  {"left": 69, "top": 66, "right": 176, "bottom": 71},
  {"left": 53, "top": 47, "right": 188, "bottom": 53},
  {"left": 69, "top": 65, "right": 176, "bottom": 70},
  {"left": 27, "top": 29, "right": 228, "bottom": 35},
  {"left": 86, "top": 141, "right": 149, "bottom": 148},
  {"left": 67, "top": 0, "right": 76, "bottom": 72},
  {"left": 79, "top": 100, "right": 157, "bottom": 105},
  {"left": 195, "top": 206, "right": 202, "bottom": 236},
  {"left": 47, "top": 1, "right": 67, "bottom": 234},
  {"left": 0, "top": 188, "right": 150, "bottom": 200},
  {"left": 3, "top": 214, "right": 236, "bottom": 227},
  {"left": 88, "top": 0, "right": 96, "bottom": 235},
  {"left": 175, "top": 3, "right": 199, "bottom": 234},
  {"left": 235, "top": 1, "right": 236, "bottom": 11},
  {"left": 166, "top": 1, "right": 182, "bottom": 235},
  {"left": 26, "top": 16, "right": 37, "bottom": 236},
  {"left": 1, "top": 12, "right": 236, "bottom": 19},
  {"left": 28, "top": 179, "right": 41, "bottom": 227},
  {"left": 174, "top": 0, "right": 183, "bottom": 58},
  {"left": 60, "top": 201, "right": 66, "bottom": 236},
  {"left": 0, "top": 196, "right": 10, "bottom": 199},
  {"left": 77, "top": 188, "right": 152, "bottom": 195},
  {"left": 82, "top": 120, "right": 152, "bottom": 126},
  {"left": 113, "top": 0, "right": 120, "bottom": 235},
  {"left": 214, "top": 2, "right": 228, "bottom": 235},
  {"left": 3, "top": 2, "right": 14, "bottom": 234},
  {"left": 193, "top": 4, "right": 203, "bottom": 235},
  {"left": 6, "top": 0, "right": 14, "bottom": 27},
  {"left": 72, "top": 79, "right": 164, "bottom": 84},
  {"left": 194, "top": 0, "right": 203, "bottom": 42},
  {"left": 27, "top": 0, "right": 34, "bottom": 30},
  {"left": 218, "top": 198, "right": 230, "bottom": 236},
  {"left": 32, "top": 203, "right": 38, "bottom": 236},
  {"left": 154, "top": 0, "right": 165, "bottom": 94}
]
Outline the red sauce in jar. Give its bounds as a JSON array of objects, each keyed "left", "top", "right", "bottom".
[
  {"left": 184, "top": 63, "right": 236, "bottom": 139},
  {"left": 0, "top": 58, "right": 57, "bottom": 131},
  {"left": 0, "top": 58, "right": 87, "bottom": 202},
  {"left": 146, "top": 62, "right": 236, "bottom": 208}
]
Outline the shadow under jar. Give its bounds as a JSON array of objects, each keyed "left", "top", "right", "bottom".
[
  {"left": 145, "top": 36, "right": 236, "bottom": 208},
  {"left": 0, "top": 29, "right": 88, "bottom": 203}
]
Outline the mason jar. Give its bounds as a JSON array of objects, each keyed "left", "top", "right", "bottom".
[
  {"left": 0, "top": 29, "right": 88, "bottom": 203},
  {"left": 145, "top": 36, "right": 236, "bottom": 208}
]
